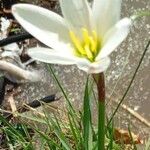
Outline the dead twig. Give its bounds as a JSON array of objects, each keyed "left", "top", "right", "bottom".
[
  {"left": 8, "top": 94, "right": 17, "bottom": 113},
  {"left": 118, "top": 102, "right": 150, "bottom": 128},
  {"left": 108, "top": 88, "right": 150, "bottom": 128},
  {"left": 2, "top": 94, "right": 57, "bottom": 120}
]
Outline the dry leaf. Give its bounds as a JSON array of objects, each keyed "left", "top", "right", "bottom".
[{"left": 114, "top": 128, "right": 142, "bottom": 144}]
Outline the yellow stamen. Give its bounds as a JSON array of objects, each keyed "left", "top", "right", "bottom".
[
  {"left": 82, "top": 28, "right": 90, "bottom": 45},
  {"left": 92, "top": 30, "right": 98, "bottom": 43},
  {"left": 69, "top": 28, "right": 100, "bottom": 62},
  {"left": 89, "top": 37, "right": 96, "bottom": 53},
  {"left": 84, "top": 44, "right": 93, "bottom": 61},
  {"left": 69, "top": 31, "right": 86, "bottom": 55},
  {"left": 91, "top": 30, "right": 98, "bottom": 53}
]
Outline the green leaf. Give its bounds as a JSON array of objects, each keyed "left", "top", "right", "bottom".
[
  {"left": 83, "top": 77, "right": 93, "bottom": 150},
  {"left": 47, "top": 65, "right": 75, "bottom": 114},
  {"left": 49, "top": 116, "right": 72, "bottom": 150},
  {"left": 145, "top": 138, "right": 150, "bottom": 150},
  {"left": 0, "top": 115, "right": 26, "bottom": 143},
  {"left": 34, "top": 128, "right": 61, "bottom": 149}
]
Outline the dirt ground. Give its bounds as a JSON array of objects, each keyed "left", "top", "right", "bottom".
[{"left": 0, "top": 0, "right": 150, "bottom": 149}]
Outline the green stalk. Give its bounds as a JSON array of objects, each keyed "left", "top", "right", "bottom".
[
  {"left": 131, "top": 11, "right": 150, "bottom": 21},
  {"left": 93, "top": 73, "right": 105, "bottom": 150},
  {"left": 98, "top": 101, "right": 105, "bottom": 150}
]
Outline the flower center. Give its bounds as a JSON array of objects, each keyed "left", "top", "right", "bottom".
[{"left": 69, "top": 28, "right": 100, "bottom": 62}]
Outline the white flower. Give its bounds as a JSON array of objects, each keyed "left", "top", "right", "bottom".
[
  {"left": 12, "top": 0, "right": 132, "bottom": 73},
  {"left": 0, "top": 17, "right": 40, "bottom": 82},
  {"left": 0, "top": 17, "right": 11, "bottom": 32},
  {"left": 2, "top": 43, "right": 22, "bottom": 58},
  {"left": 0, "top": 17, "right": 11, "bottom": 40},
  {"left": 0, "top": 44, "right": 40, "bottom": 83}
]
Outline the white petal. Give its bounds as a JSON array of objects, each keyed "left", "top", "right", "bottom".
[
  {"left": 76, "top": 57, "right": 110, "bottom": 73},
  {"left": 28, "top": 47, "right": 76, "bottom": 65},
  {"left": 96, "top": 18, "right": 132, "bottom": 60},
  {"left": 60, "top": 0, "right": 93, "bottom": 32},
  {"left": 12, "top": 4, "right": 70, "bottom": 50},
  {"left": 92, "top": 0, "right": 122, "bottom": 37}
]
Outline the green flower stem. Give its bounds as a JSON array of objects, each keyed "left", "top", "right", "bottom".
[
  {"left": 93, "top": 73, "right": 105, "bottom": 150},
  {"left": 98, "top": 101, "right": 105, "bottom": 150}
]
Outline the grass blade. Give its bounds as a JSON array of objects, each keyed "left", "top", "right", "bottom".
[
  {"left": 107, "top": 40, "right": 150, "bottom": 127},
  {"left": 49, "top": 116, "right": 72, "bottom": 150},
  {"left": 47, "top": 65, "right": 75, "bottom": 114},
  {"left": 83, "top": 77, "right": 92, "bottom": 150}
]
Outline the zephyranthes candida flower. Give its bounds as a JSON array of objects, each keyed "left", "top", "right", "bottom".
[
  {"left": 12, "top": 0, "right": 132, "bottom": 73},
  {"left": 0, "top": 17, "right": 40, "bottom": 83}
]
